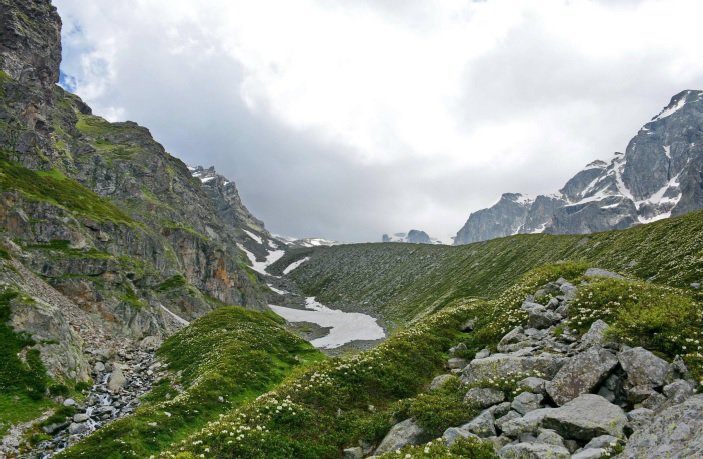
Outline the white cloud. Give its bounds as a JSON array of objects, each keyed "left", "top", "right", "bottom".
[{"left": 53, "top": 0, "right": 703, "bottom": 241}]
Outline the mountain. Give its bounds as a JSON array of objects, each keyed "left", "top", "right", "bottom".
[
  {"left": 382, "top": 229, "right": 442, "bottom": 244},
  {"left": 0, "top": 0, "right": 275, "bottom": 388},
  {"left": 454, "top": 90, "right": 703, "bottom": 244}
]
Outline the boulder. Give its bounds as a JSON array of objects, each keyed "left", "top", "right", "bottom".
[
  {"left": 542, "top": 394, "right": 628, "bottom": 441},
  {"left": 73, "top": 413, "right": 89, "bottom": 423},
  {"left": 511, "top": 392, "right": 544, "bottom": 415},
  {"left": 619, "top": 394, "right": 703, "bottom": 459},
  {"left": 501, "top": 408, "right": 554, "bottom": 438},
  {"left": 572, "top": 448, "right": 607, "bottom": 459},
  {"left": 475, "top": 348, "right": 491, "bottom": 359},
  {"left": 464, "top": 387, "right": 505, "bottom": 408},
  {"left": 618, "top": 347, "right": 670, "bottom": 388},
  {"left": 107, "top": 366, "right": 127, "bottom": 393},
  {"left": 428, "top": 374, "right": 455, "bottom": 391},
  {"left": 584, "top": 268, "right": 624, "bottom": 279},
  {"left": 463, "top": 409, "right": 496, "bottom": 438},
  {"left": 663, "top": 379, "right": 695, "bottom": 405},
  {"left": 68, "top": 422, "right": 90, "bottom": 435},
  {"left": 626, "top": 407, "right": 654, "bottom": 431},
  {"left": 518, "top": 376, "right": 548, "bottom": 395},
  {"left": 488, "top": 402, "right": 512, "bottom": 418},
  {"left": 584, "top": 435, "right": 619, "bottom": 449},
  {"left": 579, "top": 320, "right": 609, "bottom": 348},
  {"left": 499, "top": 442, "right": 571, "bottom": 459},
  {"left": 546, "top": 346, "right": 618, "bottom": 406},
  {"left": 495, "top": 411, "right": 522, "bottom": 432},
  {"left": 447, "top": 357, "right": 468, "bottom": 369},
  {"left": 442, "top": 427, "right": 480, "bottom": 447},
  {"left": 375, "top": 418, "right": 426, "bottom": 454},
  {"left": 536, "top": 429, "right": 566, "bottom": 447},
  {"left": 527, "top": 306, "right": 562, "bottom": 329},
  {"left": 461, "top": 353, "right": 567, "bottom": 385}
]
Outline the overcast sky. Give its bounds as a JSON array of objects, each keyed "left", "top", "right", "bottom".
[{"left": 53, "top": 0, "right": 703, "bottom": 243}]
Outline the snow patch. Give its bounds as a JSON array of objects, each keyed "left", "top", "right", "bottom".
[
  {"left": 200, "top": 176, "right": 215, "bottom": 183},
  {"left": 242, "top": 229, "right": 263, "bottom": 245},
  {"left": 269, "top": 297, "right": 385, "bottom": 349},
  {"left": 655, "top": 96, "right": 687, "bottom": 121},
  {"left": 237, "top": 243, "right": 285, "bottom": 276},
  {"left": 283, "top": 257, "right": 310, "bottom": 275},
  {"left": 267, "top": 284, "right": 288, "bottom": 295},
  {"left": 663, "top": 145, "right": 671, "bottom": 160},
  {"left": 160, "top": 304, "right": 190, "bottom": 326}
]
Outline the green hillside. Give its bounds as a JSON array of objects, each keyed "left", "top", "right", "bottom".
[{"left": 274, "top": 210, "right": 703, "bottom": 326}]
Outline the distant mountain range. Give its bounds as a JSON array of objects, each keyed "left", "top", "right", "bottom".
[
  {"left": 454, "top": 90, "right": 703, "bottom": 244},
  {"left": 382, "top": 229, "right": 443, "bottom": 244}
]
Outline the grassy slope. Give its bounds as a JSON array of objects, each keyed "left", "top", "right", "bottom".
[
  {"left": 56, "top": 307, "right": 323, "bottom": 459},
  {"left": 277, "top": 210, "right": 703, "bottom": 326}
]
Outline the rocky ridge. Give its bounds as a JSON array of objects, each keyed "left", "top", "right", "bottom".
[
  {"left": 454, "top": 90, "right": 703, "bottom": 244},
  {"left": 360, "top": 269, "right": 701, "bottom": 458},
  {"left": 0, "top": 0, "right": 279, "bottom": 386}
]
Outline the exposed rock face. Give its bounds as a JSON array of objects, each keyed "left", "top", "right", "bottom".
[
  {"left": 0, "top": 0, "right": 275, "bottom": 382},
  {"left": 381, "top": 229, "right": 438, "bottom": 244},
  {"left": 546, "top": 346, "right": 618, "bottom": 406},
  {"left": 454, "top": 90, "right": 703, "bottom": 244},
  {"left": 374, "top": 418, "right": 426, "bottom": 454},
  {"left": 620, "top": 394, "right": 703, "bottom": 459}
]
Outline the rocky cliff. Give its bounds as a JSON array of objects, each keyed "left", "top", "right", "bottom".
[
  {"left": 454, "top": 90, "right": 703, "bottom": 244},
  {"left": 0, "top": 0, "right": 275, "bottom": 385},
  {"left": 382, "top": 229, "right": 440, "bottom": 244}
]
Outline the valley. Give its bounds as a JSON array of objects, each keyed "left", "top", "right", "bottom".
[{"left": 1, "top": 1, "right": 703, "bottom": 458}]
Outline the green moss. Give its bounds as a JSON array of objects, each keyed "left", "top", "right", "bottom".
[
  {"left": 0, "top": 393, "right": 52, "bottom": 438},
  {"left": 0, "top": 289, "right": 49, "bottom": 402},
  {"left": 155, "top": 275, "right": 187, "bottom": 292},
  {"left": 57, "top": 306, "right": 323, "bottom": 459},
  {"left": 0, "top": 156, "right": 135, "bottom": 226},
  {"left": 25, "top": 240, "right": 112, "bottom": 260}
]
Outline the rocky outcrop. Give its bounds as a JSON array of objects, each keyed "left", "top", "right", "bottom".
[
  {"left": 454, "top": 90, "right": 703, "bottom": 244},
  {"left": 383, "top": 270, "right": 701, "bottom": 458},
  {"left": 0, "top": 0, "right": 278, "bottom": 385}
]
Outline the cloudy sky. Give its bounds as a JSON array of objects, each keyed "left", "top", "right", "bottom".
[{"left": 54, "top": 0, "right": 703, "bottom": 243}]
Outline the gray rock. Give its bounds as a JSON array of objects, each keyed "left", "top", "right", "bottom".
[
  {"left": 546, "top": 346, "right": 618, "bottom": 406},
  {"left": 690, "top": 282, "right": 700, "bottom": 289},
  {"left": 620, "top": 394, "right": 703, "bottom": 458},
  {"left": 63, "top": 398, "right": 76, "bottom": 407},
  {"left": 464, "top": 387, "right": 506, "bottom": 409},
  {"left": 475, "top": 348, "right": 491, "bottom": 359},
  {"left": 584, "top": 268, "right": 624, "bottom": 279},
  {"left": 626, "top": 407, "right": 654, "bottom": 431},
  {"left": 627, "top": 385, "right": 657, "bottom": 404},
  {"left": 429, "top": 374, "right": 455, "bottom": 391},
  {"left": 498, "top": 326, "right": 527, "bottom": 351},
  {"left": 640, "top": 392, "right": 667, "bottom": 411},
  {"left": 501, "top": 408, "right": 554, "bottom": 438},
  {"left": 375, "top": 418, "right": 426, "bottom": 454},
  {"left": 461, "top": 318, "right": 476, "bottom": 332},
  {"left": 73, "top": 413, "right": 89, "bottom": 423},
  {"left": 449, "top": 342, "right": 467, "bottom": 354},
  {"left": 542, "top": 394, "right": 627, "bottom": 440},
  {"left": 107, "top": 366, "right": 127, "bottom": 393},
  {"left": 68, "top": 422, "right": 90, "bottom": 435},
  {"left": 447, "top": 357, "right": 468, "bottom": 370},
  {"left": 559, "top": 283, "right": 578, "bottom": 301},
  {"left": 580, "top": 320, "right": 609, "bottom": 348},
  {"left": 519, "top": 376, "right": 548, "bottom": 395},
  {"left": 536, "top": 429, "right": 565, "bottom": 447},
  {"left": 511, "top": 392, "right": 544, "bottom": 415},
  {"left": 442, "top": 427, "right": 480, "bottom": 447},
  {"left": 42, "top": 421, "right": 69, "bottom": 435},
  {"left": 461, "top": 353, "right": 567, "bottom": 385},
  {"left": 663, "top": 379, "right": 695, "bottom": 405},
  {"left": 527, "top": 306, "right": 562, "bottom": 329},
  {"left": 572, "top": 448, "right": 607, "bottom": 459},
  {"left": 584, "top": 435, "right": 619, "bottom": 450},
  {"left": 463, "top": 409, "right": 496, "bottom": 438},
  {"left": 342, "top": 447, "right": 363, "bottom": 459},
  {"left": 495, "top": 410, "right": 522, "bottom": 432},
  {"left": 94, "top": 361, "right": 105, "bottom": 373},
  {"left": 499, "top": 442, "right": 571, "bottom": 459},
  {"left": 618, "top": 347, "right": 670, "bottom": 388}
]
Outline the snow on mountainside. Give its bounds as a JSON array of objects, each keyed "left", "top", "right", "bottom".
[
  {"left": 382, "top": 229, "right": 444, "bottom": 244},
  {"left": 454, "top": 90, "right": 703, "bottom": 245}
]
